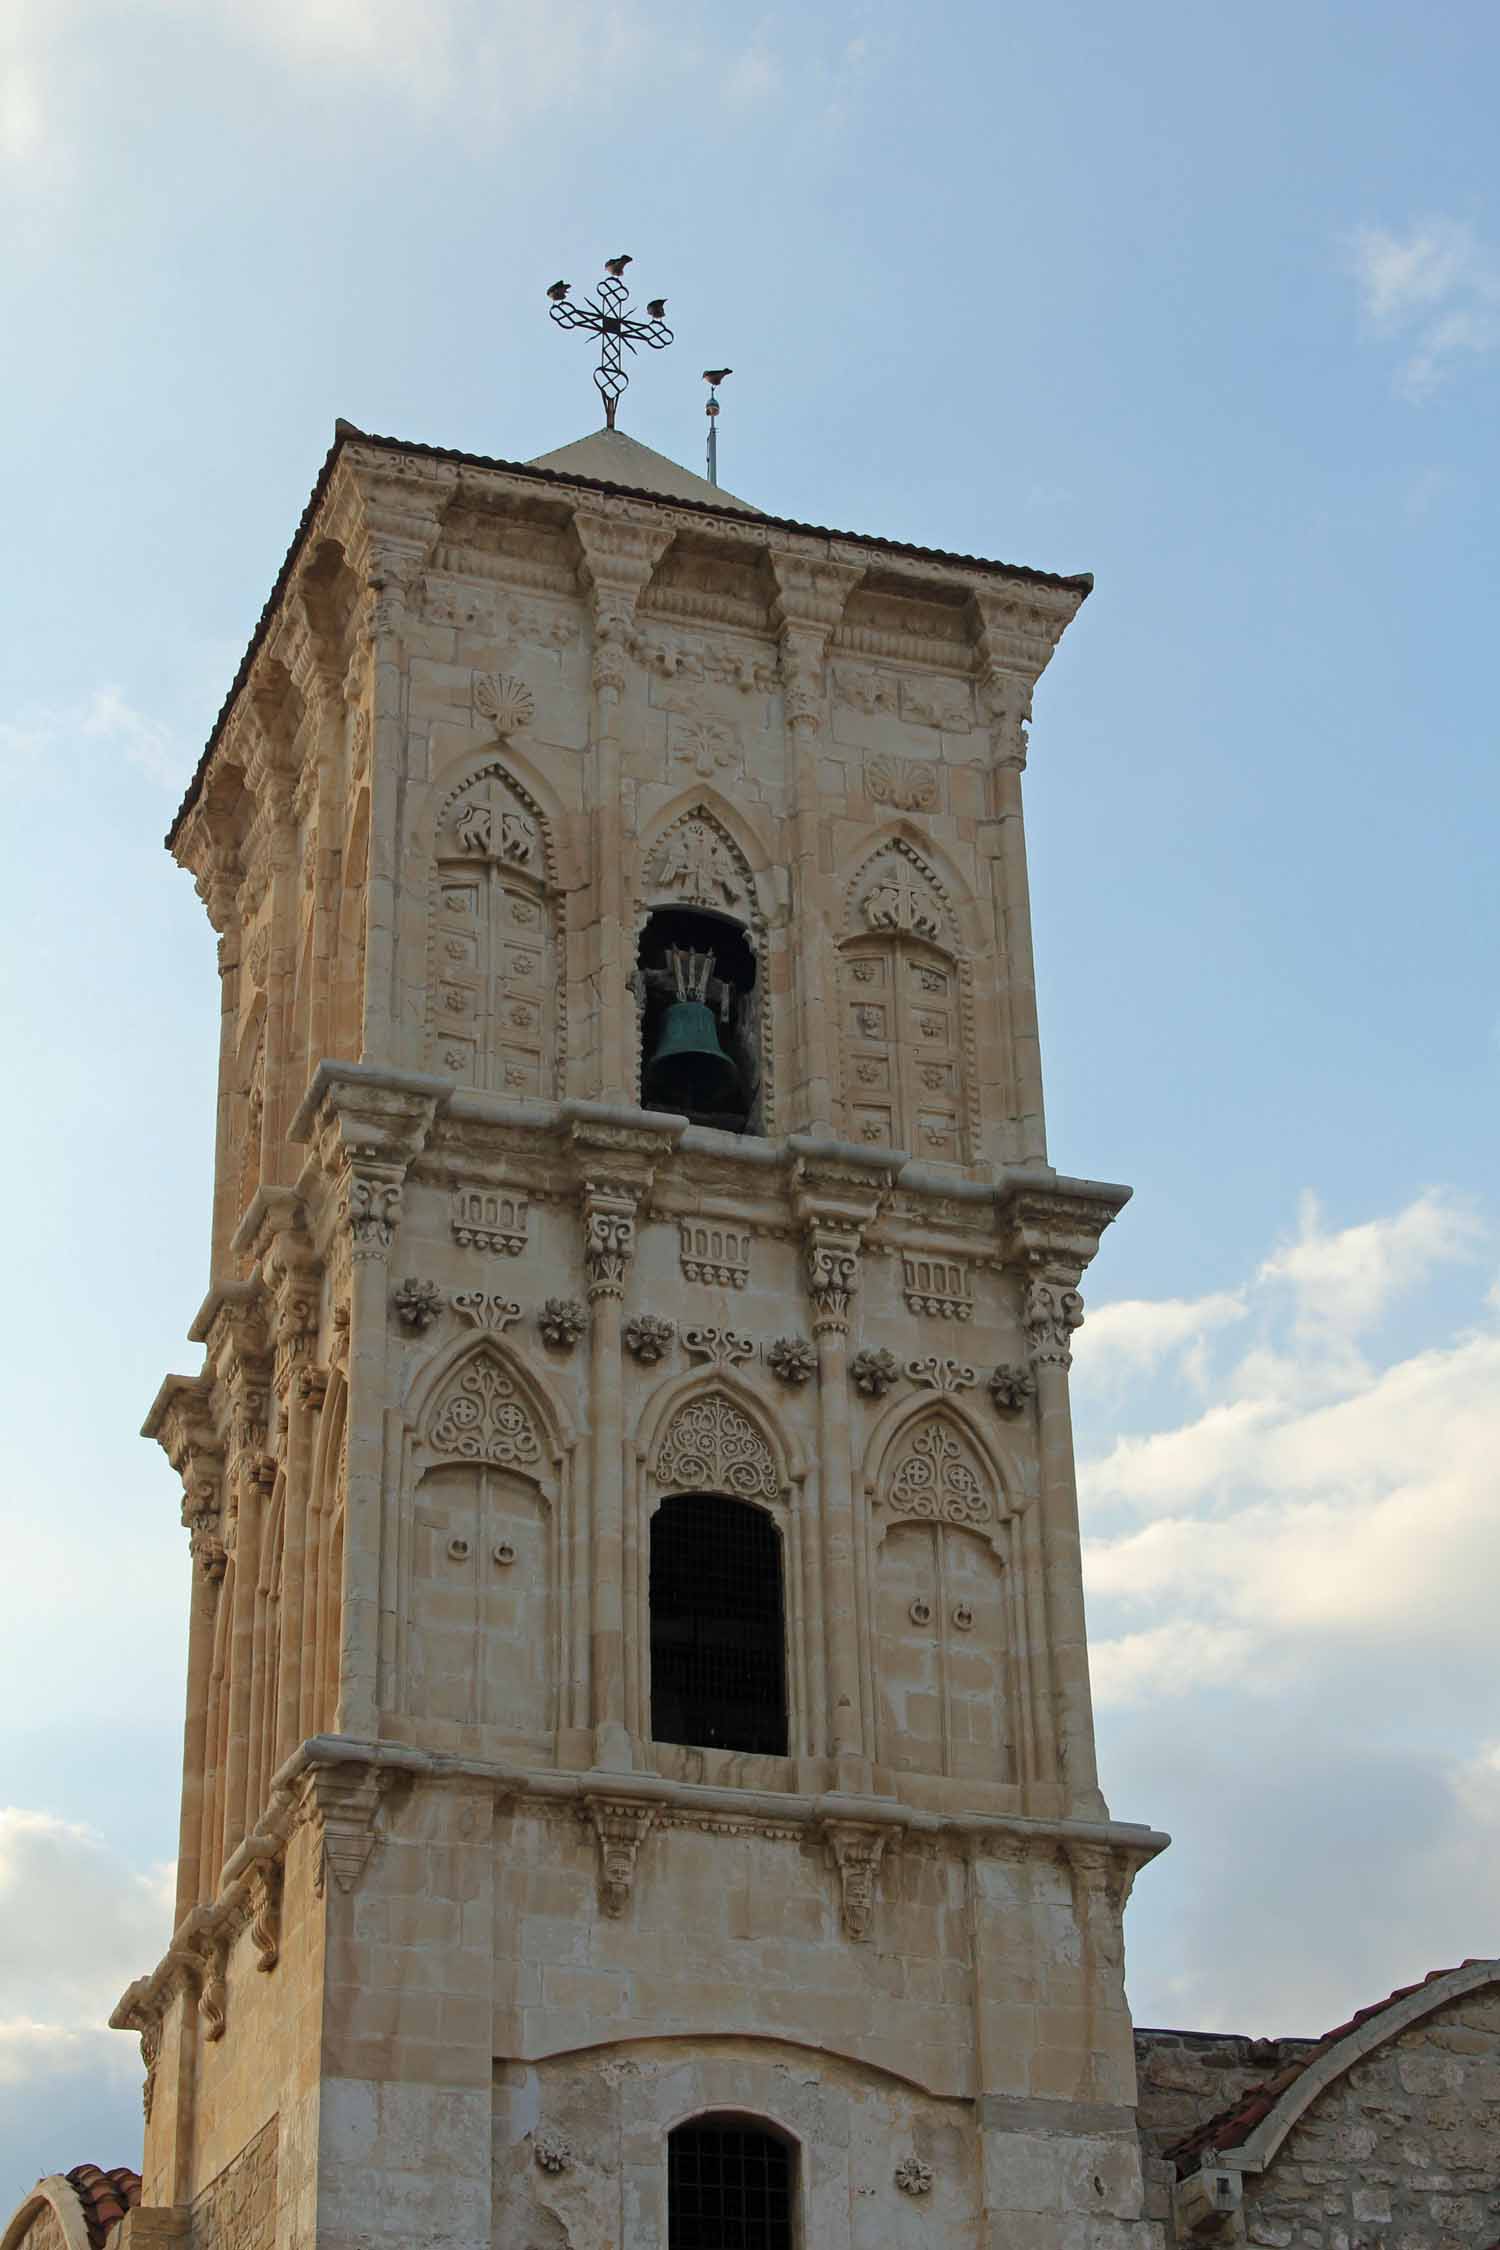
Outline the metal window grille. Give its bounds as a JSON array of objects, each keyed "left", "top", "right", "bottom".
[
  {"left": 650, "top": 1494, "right": 788, "bottom": 1756},
  {"left": 669, "top": 2121, "right": 793, "bottom": 2250}
]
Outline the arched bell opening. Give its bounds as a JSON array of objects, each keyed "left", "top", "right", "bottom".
[
  {"left": 649, "top": 1492, "right": 787, "bottom": 1755},
  {"left": 636, "top": 906, "right": 760, "bottom": 1133},
  {"left": 668, "top": 2114, "right": 795, "bottom": 2250}
]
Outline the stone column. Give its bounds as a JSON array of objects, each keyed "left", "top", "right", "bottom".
[
  {"left": 1024, "top": 1268, "right": 1101, "bottom": 1811},
  {"left": 214, "top": 1313, "right": 272, "bottom": 1865},
  {"left": 150, "top": 1382, "right": 224, "bottom": 1923},
  {"left": 580, "top": 1175, "right": 639, "bottom": 1770},
  {"left": 310, "top": 1077, "right": 439, "bottom": 1741},
  {"left": 572, "top": 513, "right": 674, "bottom": 1099}
]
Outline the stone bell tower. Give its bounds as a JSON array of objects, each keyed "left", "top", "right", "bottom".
[{"left": 109, "top": 391, "right": 1168, "bottom": 2250}]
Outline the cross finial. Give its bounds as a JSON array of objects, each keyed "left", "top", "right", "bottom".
[{"left": 546, "top": 258, "right": 674, "bottom": 430}]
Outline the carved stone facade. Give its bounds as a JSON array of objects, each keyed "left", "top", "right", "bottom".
[{"left": 31, "top": 421, "right": 1185, "bottom": 2250}]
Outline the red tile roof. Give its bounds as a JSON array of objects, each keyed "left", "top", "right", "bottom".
[
  {"left": 1168, "top": 1960, "right": 1490, "bottom": 2172},
  {"left": 63, "top": 2168, "right": 141, "bottom": 2249}
]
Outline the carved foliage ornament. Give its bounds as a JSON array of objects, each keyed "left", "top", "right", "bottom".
[
  {"left": 766, "top": 1336, "right": 817, "bottom": 1385},
  {"left": 429, "top": 1350, "right": 542, "bottom": 1469},
  {"left": 1024, "top": 1274, "right": 1085, "bottom": 1366},
  {"left": 538, "top": 1297, "right": 587, "bottom": 1350},
  {"left": 393, "top": 1277, "right": 443, "bottom": 1331},
  {"left": 656, "top": 1394, "right": 779, "bottom": 1503},
  {"left": 989, "top": 1362, "right": 1036, "bottom": 1413},
  {"left": 805, "top": 1230, "right": 859, "bottom": 1330},
  {"left": 887, "top": 1418, "right": 990, "bottom": 1528},
  {"left": 646, "top": 815, "right": 744, "bottom": 908},
  {"left": 894, "top": 2157, "right": 934, "bottom": 2196},
  {"left": 682, "top": 1325, "right": 754, "bottom": 1367},
  {"left": 867, "top": 752, "right": 939, "bottom": 812},
  {"left": 906, "top": 1355, "right": 975, "bottom": 1392}
]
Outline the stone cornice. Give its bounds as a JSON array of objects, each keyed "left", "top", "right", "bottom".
[
  {"left": 995, "top": 1173, "right": 1132, "bottom": 1276},
  {"left": 110, "top": 1730, "right": 1169, "bottom": 2051}
]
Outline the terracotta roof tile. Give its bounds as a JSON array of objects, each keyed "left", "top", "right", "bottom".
[
  {"left": 64, "top": 2166, "right": 141, "bottom": 2249},
  {"left": 164, "top": 421, "right": 1093, "bottom": 851},
  {"left": 1167, "top": 1961, "right": 1488, "bottom": 2172}
]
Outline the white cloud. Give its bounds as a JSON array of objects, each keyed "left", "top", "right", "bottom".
[
  {"left": 0, "top": 1811, "right": 173, "bottom": 2034},
  {"left": 1351, "top": 218, "right": 1500, "bottom": 398},
  {"left": 1077, "top": 1289, "right": 1246, "bottom": 1381},
  {"left": 0, "top": 686, "right": 180, "bottom": 790},
  {"left": 1083, "top": 1191, "right": 1498, "bottom": 1684}
]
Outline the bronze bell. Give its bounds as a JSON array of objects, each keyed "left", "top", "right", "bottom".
[
  {"left": 643, "top": 998, "right": 742, "bottom": 1116},
  {"left": 643, "top": 945, "right": 744, "bottom": 1118}
]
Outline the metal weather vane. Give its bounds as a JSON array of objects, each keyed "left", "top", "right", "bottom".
[{"left": 546, "top": 255, "right": 674, "bottom": 430}]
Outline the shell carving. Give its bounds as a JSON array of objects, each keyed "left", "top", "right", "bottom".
[{"left": 473, "top": 672, "right": 536, "bottom": 735}]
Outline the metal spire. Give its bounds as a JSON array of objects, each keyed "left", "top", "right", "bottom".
[
  {"left": 545, "top": 257, "right": 674, "bottom": 430},
  {"left": 702, "top": 367, "right": 732, "bottom": 486}
]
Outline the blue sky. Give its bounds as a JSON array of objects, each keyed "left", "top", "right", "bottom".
[{"left": 2, "top": 0, "right": 1496, "bottom": 2204}]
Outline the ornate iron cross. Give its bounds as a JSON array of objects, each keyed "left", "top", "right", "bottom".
[{"left": 546, "top": 256, "right": 673, "bottom": 429}]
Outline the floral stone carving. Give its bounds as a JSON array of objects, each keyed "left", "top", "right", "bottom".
[
  {"left": 989, "top": 1362, "right": 1036, "bottom": 1413},
  {"left": 682, "top": 1325, "right": 754, "bottom": 1367},
  {"left": 538, "top": 1298, "right": 587, "bottom": 1350},
  {"left": 894, "top": 2156, "right": 934, "bottom": 2195},
  {"left": 532, "top": 2129, "right": 574, "bottom": 2175},
  {"left": 393, "top": 1277, "right": 443, "bottom": 1332},
  {"left": 656, "top": 1394, "right": 778, "bottom": 1502},
  {"left": 850, "top": 1346, "right": 900, "bottom": 1398},
  {"left": 429, "top": 1351, "right": 542, "bottom": 1469},
  {"left": 888, "top": 1420, "right": 989, "bottom": 1528},
  {"left": 623, "top": 1314, "right": 675, "bottom": 1363},
  {"left": 906, "top": 1355, "right": 976, "bottom": 1392},
  {"left": 767, "top": 1336, "right": 817, "bottom": 1385}
]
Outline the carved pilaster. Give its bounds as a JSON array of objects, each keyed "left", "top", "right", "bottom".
[
  {"left": 572, "top": 512, "right": 675, "bottom": 698},
  {"left": 584, "top": 1796, "right": 657, "bottom": 1917},
  {"left": 803, "top": 1224, "right": 861, "bottom": 1335},
  {"left": 768, "top": 555, "right": 864, "bottom": 737},
  {"left": 577, "top": 1177, "right": 639, "bottom": 1301}
]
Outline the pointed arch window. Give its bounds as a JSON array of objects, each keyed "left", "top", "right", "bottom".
[
  {"left": 430, "top": 768, "right": 558, "bottom": 1098},
  {"left": 840, "top": 847, "right": 967, "bottom": 1162}
]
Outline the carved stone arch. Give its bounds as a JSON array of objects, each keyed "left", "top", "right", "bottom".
[
  {"left": 634, "top": 794, "right": 776, "bottom": 1132},
  {"left": 636, "top": 1364, "right": 800, "bottom": 1502},
  {"left": 861, "top": 1390, "right": 1018, "bottom": 1540},
  {"left": 425, "top": 753, "right": 565, "bottom": 1099},
  {"left": 865, "top": 1400, "right": 1018, "bottom": 1785},
  {"left": 398, "top": 1333, "right": 571, "bottom": 1747}
]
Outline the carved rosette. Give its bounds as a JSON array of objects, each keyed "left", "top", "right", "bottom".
[
  {"left": 989, "top": 1362, "right": 1037, "bottom": 1413},
  {"left": 766, "top": 1336, "right": 817, "bottom": 1385},
  {"left": 393, "top": 1277, "right": 443, "bottom": 1331},
  {"left": 849, "top": 1346, "right": 900, "bottom": 1398},
  {"left": 581, "top": 1181, "right": 638, "bottom": 1301},
  {"left": 894, "top": 2156, "right": 934, "bottom": 2196},
  {"left": 623, "top": 1313, "right": 675, "bottom": 1363},
  {"left": 538, "top": 1297, "right": 587, "bottom": 1351},
  {"left": 804, "top": 1225, "right": 860, "bottom": 1335},
  {"left": 585, "top": 1797, "right": 656, "bottom": 1918},
  {"left": 823, "top": 1820, "right": 891, "bottom": 1941},
  {"left": 1023, "top": 1273, "right": 1085, "bottom": 1368}
]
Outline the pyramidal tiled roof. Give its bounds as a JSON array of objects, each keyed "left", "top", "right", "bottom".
[{"left": 526, "top": 426, "right": 759, "bottom": 512}]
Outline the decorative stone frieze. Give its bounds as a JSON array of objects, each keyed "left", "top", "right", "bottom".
[
  {"left": 901, "top": 1251, "right": 974, "bottom": 1322},
  {"left": 450, "top": 1186, "right": 529, "bottom": 1256},
  {"left": 678, "top": 1218, "right": 750, "bottom": 1289}
]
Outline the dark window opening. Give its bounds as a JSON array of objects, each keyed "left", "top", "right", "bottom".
[
  {"left": 637, "top": 907, "right": 759, "bottom": 1134},
  {"left": 669, "top": 2119, "right": 793, "bottom": 2250},
  {"left": 650, "top": 1494, "right": 787, "bottom": 1756}
]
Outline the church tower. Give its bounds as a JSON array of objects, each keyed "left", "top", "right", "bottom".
[{"left": 111, "top": 334, "right": 1167, "bottom": 2249}]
